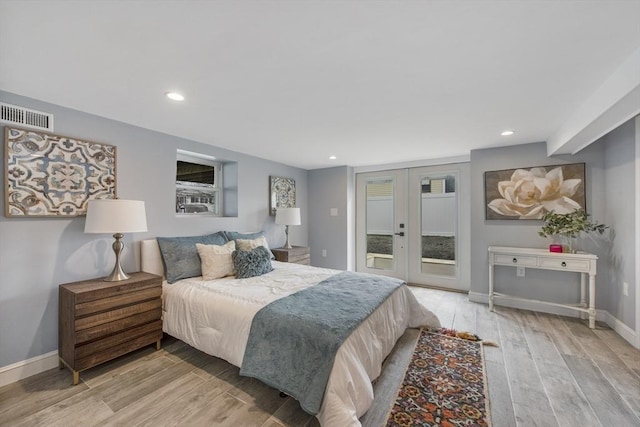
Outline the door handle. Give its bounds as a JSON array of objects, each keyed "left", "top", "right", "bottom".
[{"left": 394, "top": 232, "right": 405, "bottom": 236}]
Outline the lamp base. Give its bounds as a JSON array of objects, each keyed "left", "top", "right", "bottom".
[
  {"left": 103, "top": 233, "right": 130, "bottom": 282},
  {"left": 284, "top": 225, "right": 292, "bottom": 249},
  {"left": 104, "top": 266, "right": 130, "bottom": 282}
]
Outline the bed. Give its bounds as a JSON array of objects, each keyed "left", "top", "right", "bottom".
[{"left": 141, "top": 237, "right": 440, "bottom": 427}]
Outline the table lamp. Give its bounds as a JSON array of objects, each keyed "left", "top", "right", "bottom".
[
  {"left": 84, "top": 199, "right": 148, "bottom": 281},
  {"left": 275, "top": 207, "right": 301, "bottom": 249}
]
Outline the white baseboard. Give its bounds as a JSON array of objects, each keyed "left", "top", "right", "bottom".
[
  {"left": 468, "top": 291, "right": 638, "bottom": 349},
  {"left": 603, "top": 311, "right": 639, "bottom": 348},
  {"left": 0, "top": 351, "right": 59, "bottom": 387}
]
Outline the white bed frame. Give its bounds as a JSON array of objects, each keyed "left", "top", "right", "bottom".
[{"left": 141, "top": 239, "right": 165, "bottom": 278}]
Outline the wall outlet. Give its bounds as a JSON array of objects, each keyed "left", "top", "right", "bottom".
[
  {"left": 322, "top": 249, "right": 327, "bottom": 257},
  {"left": 516, "top": 266, "right": 525, "bottom": 277},
  {"left": 623, "top": 282, "right": 629, "bottom": 296}
]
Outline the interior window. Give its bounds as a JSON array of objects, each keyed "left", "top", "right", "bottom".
[{"left": 176, "top": 149, "right": 237, "bottom": 217}]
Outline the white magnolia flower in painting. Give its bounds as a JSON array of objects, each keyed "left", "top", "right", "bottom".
[{"left": 488, "top": 167, "right": 582, "bottom": 219}]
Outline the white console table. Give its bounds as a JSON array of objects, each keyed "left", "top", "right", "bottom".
[{"left": 488, "top": 246, "right": 598, "bottom": 328}]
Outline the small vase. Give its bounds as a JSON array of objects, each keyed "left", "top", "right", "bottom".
[{"left": 562, "top": 236, "right": 576, "bottom": 253}]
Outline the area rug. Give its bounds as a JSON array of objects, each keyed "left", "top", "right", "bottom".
[{"left": 385, "top": 329, "right": 491, "bottom": 426}]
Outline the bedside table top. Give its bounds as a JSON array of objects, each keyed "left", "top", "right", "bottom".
[
  {"left": 59, "top": 272, "right": 162, "bottom": 294},
  {"left": 272, "top": 246, "right": 309, "bottom": 251}
]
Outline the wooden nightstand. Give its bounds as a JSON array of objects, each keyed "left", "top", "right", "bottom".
[
  {"left": 272, "top": 246, "right": 311, "bottom": 265},
  {"left": 58, "top": 272, "right": 163, "bottom": 385}
]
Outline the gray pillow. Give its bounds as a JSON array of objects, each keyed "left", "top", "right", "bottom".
[
  {"left": 157, "top": 232, "right": 228, "bottom": 283},
  {"left": 232, "top": 246, "right": 274, "bottom": 279},
  {"left": 224, "top": 231, "right": 274, "bottom": 259}
]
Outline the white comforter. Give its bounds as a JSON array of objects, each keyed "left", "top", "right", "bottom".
[{"left": 162, "top": 261, "right": 440, "bottom": 426}]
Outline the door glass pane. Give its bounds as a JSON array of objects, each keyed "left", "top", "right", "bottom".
[
  {"left": 366, "top": 179, "right": 394, "bottom": 270},
  {"left": 420, "top": 174, "right": 456, "bottom": 277}
]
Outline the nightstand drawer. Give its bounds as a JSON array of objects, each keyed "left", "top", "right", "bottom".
[
  {"left": 75, "top": 330, "right": 163, "bottom": 371},
  {"left": 272, "top": 246, "right": 311, "bottom": 265},
  {"left": 287, "top": 253, "right": 310, "bottom": 264},
  {"left": 75, "top": 286, "right": 162, "bottom": 317},
  {"left": 494, "top": 254, "right": 537, "bottom": 267},
  {"left": 75, "top": 299, "right": 162, "bottom": 331},
  {"left": 75, "top": 320, "right": 163, "bottom": 359},
  {"left": 73, "top": 277, "right": 161, "bottom": 304},
  {"left": 76, "top": 308, "right": 162, "bottom": 344}
]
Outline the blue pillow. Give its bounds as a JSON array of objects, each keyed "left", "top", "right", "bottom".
[
  {"left": 157, "top": 232, "right": 228, "bottom": 283},
  {"left": 224, "top": 231, "right": 274, "bottom": 259},
  {"left": 232, "top": 246, "right": 274, "bottom": 279}
]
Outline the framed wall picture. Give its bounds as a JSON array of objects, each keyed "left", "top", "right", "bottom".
[
  {"left": 4, "top": 127, "right": 116, "bottom": 217},
  {"left": 484, "top": 163, "right": 586, "bottom": 220},
  {"left": 269, "top": 176, "right": 296, "bottom": 215}
]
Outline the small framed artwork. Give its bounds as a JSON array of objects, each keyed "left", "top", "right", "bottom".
[
  {"left": 269, "top": 176, "right": 296, "bottom": 215},
  {"left": 484, "top": 162, "right": 586, "bottom": 220},
  {"left": 5, "top": 127, "right": 116, "bottom": 217}
]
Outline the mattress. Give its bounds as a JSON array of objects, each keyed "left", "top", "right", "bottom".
[{"left": 159, "top": 261, "right": 440, "bottom": 426}]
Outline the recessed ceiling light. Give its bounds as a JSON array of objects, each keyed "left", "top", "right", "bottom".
[
  {"left": 166, "top": 92, "right": 185, "bottom": 101},
  {"left": 501, "top": 130, "right": 514, "bottom": 136},
  {"left": 329, "top": 155, "right": 337, "bottom": 160}
]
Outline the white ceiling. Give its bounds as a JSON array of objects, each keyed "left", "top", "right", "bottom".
[{"left": 1, "top": 0, "right": 639, "bottom": 170}]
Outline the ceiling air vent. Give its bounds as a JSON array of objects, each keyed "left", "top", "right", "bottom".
[{"left": 0, "top": 102, "right": 54, "bottom": 132}]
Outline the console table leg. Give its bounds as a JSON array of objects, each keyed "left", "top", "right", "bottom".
[
  {"left": 489, "top": 263, "right": 495, "bottom": 311},
  {"left": 580, "top": 273, "right": 587, "bottom": 320},
  {"left": 588, "top": 273, "right": 596, "bottom": 329}
]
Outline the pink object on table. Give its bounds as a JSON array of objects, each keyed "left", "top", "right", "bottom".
[{"left": 549, "top": 244, "right": 563, "bottom": 253}]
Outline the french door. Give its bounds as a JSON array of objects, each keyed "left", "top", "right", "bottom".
[
  {"left": 356, "top": 165, "right": 467, "bottom": 290},
  {"left": 356, "top": 170, "right": 407, "bottom": 279}
]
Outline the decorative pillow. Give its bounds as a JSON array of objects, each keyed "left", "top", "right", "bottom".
[
  {"left": 225, "top": 231, "right": 274, "bottom": 259},
  {"left": 236, "top": 236, "right": 270, "bottom": 252},
  {"left": 224, "top": 230, "right": 265, "bottom": 241},
  {"left": 157, "top": 232, "right": 228, "bottom": 284},
  {"left": 196, "top": 241, "right": 236, "bottom": 280},
  {"left": 232, "top": 246, "right": 274, "bottom": 279}
]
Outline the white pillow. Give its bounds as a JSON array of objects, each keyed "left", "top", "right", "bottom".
[
  {"left": 236, "top": 235, "right": 270, "bottom": 253},
  {"left": 196, "top": 241, "right": 236, "bottom": 280}
]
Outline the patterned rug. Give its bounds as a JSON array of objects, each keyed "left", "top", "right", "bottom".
[{"left": 385, "top": 329, "right": 491, "bottom": 426}]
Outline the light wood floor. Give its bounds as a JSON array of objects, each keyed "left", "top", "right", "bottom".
[{"left": 1, "top": 287, "right": 639, "bottom": 427}]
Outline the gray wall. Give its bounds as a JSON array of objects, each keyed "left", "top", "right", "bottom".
[
  {"left": 308, "top": 166, "right": 350, "bottom": 269},
  {"left": 469, "top": 140, "right": 620, "bottom": 318},
  {"left": 0, "top": 91, "right": 308, "bottom": 367},
  {"left": 603, "top": 119, "right": 637, "bottom": 327}
]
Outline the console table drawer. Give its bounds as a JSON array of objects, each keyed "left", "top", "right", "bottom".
[
  {"left": 494, "top": 254, "right": 537, "bottom": 267},
  {"left": 538, "top": 257, "right": 591, "bottom": 272}
]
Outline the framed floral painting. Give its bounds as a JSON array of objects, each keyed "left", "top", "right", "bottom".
[
  {"left": 4, "top": 127, "right": 116, "bottom": 217},
  {"left": 484, "top": 163, "right": 585, "bottom": 220}
]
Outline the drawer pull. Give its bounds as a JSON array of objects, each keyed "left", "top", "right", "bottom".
[
  {"left": 561, "top": 261, "right": 567, "bottom": 267},
  {"left": 512, "top": 258, "right": 518, "bottom": 263}
]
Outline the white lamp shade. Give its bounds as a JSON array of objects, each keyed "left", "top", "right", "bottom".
[
  {"left": 275, "top": 207, "right": 301, "bottom": 226},
  {"left": 84, "top": 199, "right": 148, "bottom": 234}
]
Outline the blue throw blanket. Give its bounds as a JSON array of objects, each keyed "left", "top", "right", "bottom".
[{"left": 239, "top": 271, "right": 403, "bottom": 415}]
